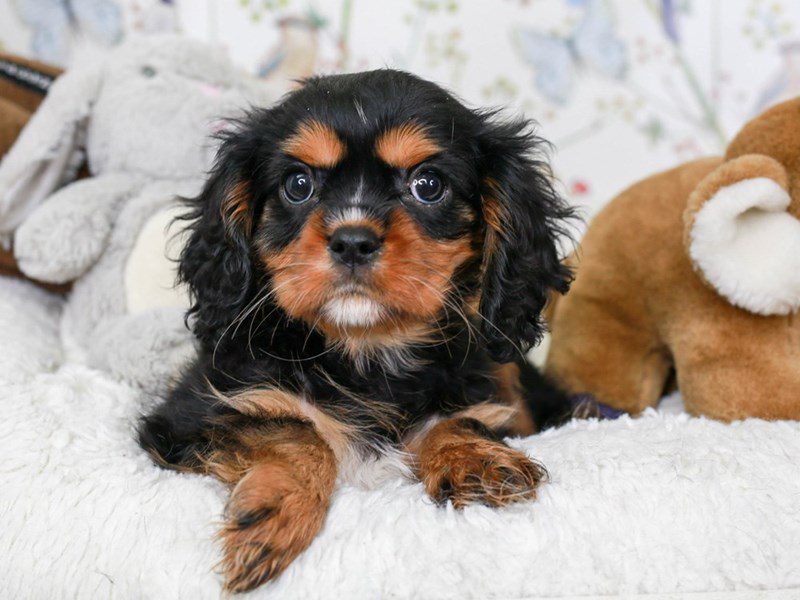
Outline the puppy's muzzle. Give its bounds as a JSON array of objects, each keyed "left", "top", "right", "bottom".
[{"left": 328, "top": 226, "right": 382, "bottom": 268}]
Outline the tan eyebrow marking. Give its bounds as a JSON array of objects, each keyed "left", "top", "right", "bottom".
[
  {"left": 281, "top": 119, "right": 346, "bottom": 168},
  {"left": 375, "top": 123, "right": 441, "bottom": 169}
]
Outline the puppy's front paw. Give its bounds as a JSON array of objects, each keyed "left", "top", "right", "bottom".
[
  {"left": 219, "top": 463, "right": 331, "bottom": 593},
  {"left": 421, "top": 440, "right": 547, "bottom": 509}
]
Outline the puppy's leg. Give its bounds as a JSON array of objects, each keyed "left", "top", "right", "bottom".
[
  {"left": 412, "top": 415, "right": 546, "bottom": 509},
  {"left": 203, "top": 409, "right": 338, "bottom": 593}
]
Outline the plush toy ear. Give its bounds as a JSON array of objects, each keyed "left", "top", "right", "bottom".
[
  {"left": 177, "top": 128, "right": 259, "bottom": 351},
  {"left": 477, "top": 116, "right": 574, "bottom": 363},
  {"left": 0, "top": 63, "right": 102, "bottom": 242},
  {"left": 684, "top": 153, "right": 800, "bottom": 315}
]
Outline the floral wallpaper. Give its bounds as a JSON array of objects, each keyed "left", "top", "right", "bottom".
[{"left": 1, "top": 0, "right": 799, "bottom": 224}]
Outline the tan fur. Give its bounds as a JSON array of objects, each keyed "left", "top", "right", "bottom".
[
  {"left": 319, "top": 320, "right": 438, "bottom": 364},
  {"left": 262, "top": 210, "right": 332, "bottom": 322},
  {"left": 211, "top": 387, "right": 358, "bottom": 463},
  {"left": 481, "top": 179, "right": 510, "bottom": 233},
  {"left": 220, "top": 180, "right": 252, "bottom": 235},
  {"left": 454, "top": 401, "right": 517, "bottom": 431},
  {"left": 409, "top": 363, "right": 538, "bottom": 439},
  {"left": 546, "top": 97, "right": 800, "bottom": 421},
  {"left": 683, "top": 154, "right": 790, "bottom": 250},
  {"left": 489, "top": 362, "right": 537, "bottom": 435},
  {"left": 281, "top": 119, "right": 346, "bottom": 168},
  {"left": 193, "top": 390, "right": 345, "bottom": 591},
  {"left": 480, "top": 191, "right": 505, "bottom": 273},
  {"left": 373, "top": 209, "right": 475, "bottom": 320},
  {"left": 260, "top": 207, "right": 475, "bottom": 348},
  {"left": 413, "top": 418, "right": 546, "bottom": 509},
  {"left": 375, "top": 123, "right": 441, "bottom": 169},
  {"left": 215, "top": 423, "right": 337, "bottom": 592},
  {"left": 721, "top": 98, "right": 800, "bottom": 220}
]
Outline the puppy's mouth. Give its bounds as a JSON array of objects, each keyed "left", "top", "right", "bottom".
[
  {"left": 263, "top": 208, "right": 472, "bottom": 335},
  {"left": 321, "top": 282, "right": 386, "bottom": 328}
]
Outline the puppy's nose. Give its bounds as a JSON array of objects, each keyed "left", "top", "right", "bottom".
[{"left": 328, "top": 226, "right": 382, "bottom": 267}]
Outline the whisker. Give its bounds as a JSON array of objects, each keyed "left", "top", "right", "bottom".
[{"left": 396, "top": 273, "right": 479, "bottom": 355}]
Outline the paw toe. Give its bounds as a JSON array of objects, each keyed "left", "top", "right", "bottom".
[{"left": 426, "top": 443, "right": 547, "bottom": 508}]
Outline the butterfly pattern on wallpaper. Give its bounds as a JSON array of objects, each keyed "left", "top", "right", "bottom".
[
  {"left": 12, "top": 0, "right": 124, "bottom": 65},
  {"left": 513, "top": 0, "right": 628, "bottom": 105}
]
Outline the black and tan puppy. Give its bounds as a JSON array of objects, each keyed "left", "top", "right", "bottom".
[{"left": 139, "top": 69, "right": 574, "bottom": 592}]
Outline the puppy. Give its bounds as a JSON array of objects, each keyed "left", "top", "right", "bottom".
[{"left": 139, "top": 69, "right": 574, "bottom": 592}]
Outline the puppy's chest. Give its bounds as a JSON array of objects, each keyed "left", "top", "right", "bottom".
[{"left": 295, "top": 357, "right": 495, "bottom": 439}]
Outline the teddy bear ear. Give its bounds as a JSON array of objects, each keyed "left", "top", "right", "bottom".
[
  {"left": 684, "top": 153, "right": 800, "bottom": 315},
  {"left": 0, "top": 62, "right": 103, "bottom": 243}
]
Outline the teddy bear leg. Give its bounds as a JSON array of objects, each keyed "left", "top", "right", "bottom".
[
  {"left": 14, "top": 173, "right": 140, "bottom": 283},
  {"left": 88, "top": 309, "right": 196, "bottom": 396},
  {"left": 675, "top": 333, "right": 800, "bottom": 421},
  {"left": 546, "top": 299, "right": 672, "bottom": 415}
]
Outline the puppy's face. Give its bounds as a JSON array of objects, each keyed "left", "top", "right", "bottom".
[
  {"left": 241, "top": 79, "right": 484, "bottom": 338},
  {"left": 185, "top": 70, "right": 573, "bottom": 361}
]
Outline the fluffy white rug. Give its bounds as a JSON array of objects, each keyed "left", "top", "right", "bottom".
[{"left": 1, "top": 274, "right": 799, "bottom": 600}]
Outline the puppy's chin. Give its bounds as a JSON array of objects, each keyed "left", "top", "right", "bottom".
[{"left": 321, "top": 294, "right": 385, "bottom": 329}]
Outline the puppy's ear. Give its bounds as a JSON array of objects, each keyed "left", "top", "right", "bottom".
[
  {"left": 178, "top": 129, "right": 257, "bottom": 350},
  {"left": 477, "top": 116, "right": 574, "bottom": 363}
]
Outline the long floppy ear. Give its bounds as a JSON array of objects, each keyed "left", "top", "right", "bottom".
[
  {"left": 0, "top": 63, "right": 102, "bottom": 241},
  {"left": 178, "top": 129, "right": 258, "bottom": 350},
  {"left": 477, "top": 116, "right": 575, "bottom": 362},
  {"left": 684, "top": 153, "right": 800, "bottom": 315}
]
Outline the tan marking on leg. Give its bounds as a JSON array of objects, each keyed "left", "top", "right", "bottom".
[
  {"left": 209, "top": 386, "right": 357, "bottom": 465},
  {"left": 215, "top": 423, "right": 337, "bottom": 592},
  {"left": 200, "top": 389, "right": 342, "bottom": 592},
  {"left": 490, "top": 362, "right": 537, "bottom": 436},
  {"left": 413, "top": 417, "right": 546, "bottom": 509},
  {"left": 404, "top": 398, "right": 518, "bottom": 456},
  {"left": 454, "top": 402, "right": 517, "bottom": 431}
]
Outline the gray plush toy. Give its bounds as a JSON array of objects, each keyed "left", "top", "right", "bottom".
[{"left": 0, "top": 35, "right": 284, "bottom": 394}]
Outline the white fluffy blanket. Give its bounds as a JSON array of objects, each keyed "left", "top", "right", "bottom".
[{"left": 2, "top": 274, "right": 800, "bottom": 599}]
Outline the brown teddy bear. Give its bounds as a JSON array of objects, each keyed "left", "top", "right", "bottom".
[
  {"left": 0, "top": 52, "right": 67, "bottom": 287},
  {"left": 546, "top": 98, "right": 800, "bottom": 422}
]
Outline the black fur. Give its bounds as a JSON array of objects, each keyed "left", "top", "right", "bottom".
[
  {"left": 476, "top": 116, "right": 574, "bottom": 362},
  {"left": 139, "top": 69, "right": 574, "bottom": 469}
]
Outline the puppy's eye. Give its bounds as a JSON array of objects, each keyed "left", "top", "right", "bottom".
[
  {"left": 141, "top": 65, "right": 157, "bottom": 77},
  {"left": 410, "top": 171, "right": 445, "bottom": 204},
  {"left": 283, "top": 171, "right": 314, "bottom": 204}
]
